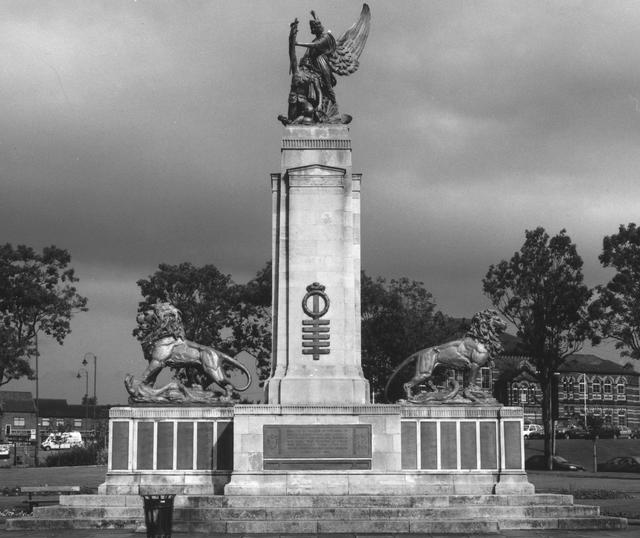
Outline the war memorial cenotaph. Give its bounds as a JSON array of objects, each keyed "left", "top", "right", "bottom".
[{"left": 9, "top": 4, "right": 627, "bottom": 534}]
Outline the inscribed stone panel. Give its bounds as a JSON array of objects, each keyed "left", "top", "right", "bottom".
[
  {"left": 136, "top": 422, "right": 154, "bottom": 470},
  {"left": 480, "top": 421, "right": 497, "bottom": 469},
  {"left": 156, "top": 422, "right": 174, "bottom": 470},
  {"left": 419, "top": 421, "right": 438, "bottom": 470},
  {"left": 440, "top": 421, "right": 458, "bottom": 470},
  {"left": 460, "top": 421, "right": 477, "bottom": 469},
  {"left": 504, "top": 421, "right": 522, "bottom": 469},
  {"left": 400, "top": 421, "right": 417, "bottom": 469},
  {"left": 111, "top": 421, "right": 129, "bottom": 470},
  {"left": 196, "top": 422, "right": 214, "bottom": 470},
  {"left": 263, "top": 425, "right": 371, "bottom": 459},
  {"left": 177, "top": 422, "right": 194, "bottom": 470},
  {"left": 216, "top": 421, "right": 234, "bottom": 470}
]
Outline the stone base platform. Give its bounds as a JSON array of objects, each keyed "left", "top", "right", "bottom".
[
  {"left": 99, "top": 405, "right": 235, "bottom": 495},
  {"left": 10, "top": 403, "right": 622, "bottom": 533},
  {"left": 225, "top": 404, "right": 533, "bottom": 496},
  {"left": 7, "top": 493, "right": 627, "bottom": 533}
]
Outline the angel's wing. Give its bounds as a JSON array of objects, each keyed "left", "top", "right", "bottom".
[{"left": 328, "top": 3, "right": 371, "bottom": 77}]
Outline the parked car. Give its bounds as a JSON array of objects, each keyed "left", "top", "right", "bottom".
[
  {"left": 523, "top": 424, "right": 543, "bottom": 439},
  {"left": 525, "top": 455, "right": 585, "bottom": 471},
  {"left": 0, "top": 444, "right": 10, "bottom": 459},
  {"left": 616, "top": 426, "right": 632, "bottom": 439},
  {"left": 631, "top": 429, "right": 640, "bottom": 440},
  {"left": 597, "top": 426, "right": 617, "bottom": 439},
  {"left": 560, "top": 427, "right": 590, "bottom": 439},
  {"left": 597, "top": 456, "right": 640, "bottom": 473}
]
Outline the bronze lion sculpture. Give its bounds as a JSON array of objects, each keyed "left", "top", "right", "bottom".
[
  {"left": 385, "top": 309, "right": 507, "bottom": 403},
  {"left": 125, "top": 302, "right": 252, "bottom": 404}
]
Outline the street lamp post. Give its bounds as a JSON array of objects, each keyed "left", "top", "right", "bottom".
[
  {"left": 82, "top": 353, "right": 97, "bottom": 417},
  {"left": 582, "top": 373, "right": 588, "bottom": 429},
  {"left": 77, "top": 369, "right": 89, "bottom": 425},
  {"left": 34, "top": 334, "right": 40, "bottom": 467}
]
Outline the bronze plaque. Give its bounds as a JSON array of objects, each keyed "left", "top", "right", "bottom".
[{"left": 263, "top": 425, "right": 371, "bottom": 459}]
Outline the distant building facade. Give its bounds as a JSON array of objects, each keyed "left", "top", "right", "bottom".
[
  {"left": 496, "top": 354, "right": 640, "bottom": 429},
  {"left": 0, "top": 391, "right": 37, "bottom": 442},
  {"left": 0, "top": 391, "right": 109, "bottom": 443}
]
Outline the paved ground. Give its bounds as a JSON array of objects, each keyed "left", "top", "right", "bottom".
[{"left": 0, "top": 529, "right": 639, "bottom": 537}]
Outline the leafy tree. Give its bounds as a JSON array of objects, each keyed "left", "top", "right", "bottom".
[
  {"left": 590, "top": 223, "right": 640, "bottom": 359},
  {"left": 361, "top": 272, "right": 464, "bottom": 401},
  {"left": 231, "top": 262, "right": 272, "bottom": 383},
  {"left": 135, "top": 262, "right": 462, "bottom": 400},
  {"left": 586, "top": 414, "right": 604, "bottom": 437},
  {"left": 483, "top": 227, "right": 593, "bottom": 468},
  {"left": 135, "top": 262, "right": 271, "bottom": 384},
  {"left": 0, "top": 244, "right": 88, "bottom": 387}
]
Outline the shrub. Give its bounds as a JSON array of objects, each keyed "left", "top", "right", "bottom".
[{"left": 44, "top": 446, "right": 99, "bottom": 467}]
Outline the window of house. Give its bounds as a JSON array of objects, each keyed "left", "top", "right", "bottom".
[
  {"left": 510, "top": 386, "right": 519, "bottom": 406},
  {"left": 618, "top": 409, "right": 626, "bottom": 425},
  {"left": 56, "top": 419, "right": 65, "bottom": 428},
  {"left": 528, "top": 386, "right": 537, "bottom": 402},
  {"left": 617, "top": 379, "right": 626, "bottom": 394},
  {"left": 603, "top": 377, "right": 612, "bottom": 394},
  {"left": 562, "top": 377, "right": 574, "bottom": 394},
  {"left": 591, "top": 378, "right": 601, "bottom": 393},
  {"left": 41, "top": 418, "right": 50, "bottom": 427},
  {"left": 519, "top": 385, "right": 529, "bottom": 404},
  {"left": 13, "top": 417, "right": 25, "bottom": 427},
  {"left": 73, "top": 419, "right": 82, "bottom": 428}
]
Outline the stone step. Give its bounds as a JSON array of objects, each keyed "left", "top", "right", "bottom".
[
  {"left": 33, "top": 502, "right": 600, "bottom": 521},
  {"left": 60, "top": 492, "right": 575, "bottom": 508},
  {"left": 8, "top": 516, "right": 627, "bottom": 534},
  {"left": 10, "top": 492, "right": 626, "bottom": 534},
  {"left": 5, "top": 518, "right": 140, "bottom": 531}
]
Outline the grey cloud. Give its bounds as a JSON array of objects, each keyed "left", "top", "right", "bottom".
[{"left": 3, "top": 1, "right": 640, "bottom": 404}]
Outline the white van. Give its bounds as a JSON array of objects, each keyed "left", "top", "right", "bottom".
[{"left": 41, "top": 431, "right": 83, "bottom": 450}]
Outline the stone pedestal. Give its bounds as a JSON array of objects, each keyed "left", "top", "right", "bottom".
[
  {"left": 100, "top": 406, "right": 234, "bottom": 495},
  {"left": 224, "top": 404, "right": 533, "bottom": 496},
  {"left": 265, "top": 125, "right": 369, "bottom": 405}
]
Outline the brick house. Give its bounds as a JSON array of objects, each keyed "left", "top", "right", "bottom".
[
  {"left": 0, "top": 391, "right": 109, "bottom": 443},
  {"left": 493, "top": 354, "right": 640, "bottom": 429},
  {"left": 0, "top": 391, "right": 37, "bottom": 442}
]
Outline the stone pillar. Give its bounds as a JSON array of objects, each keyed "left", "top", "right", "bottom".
[{"left": 265, "top": 125, "right": 369, "bottom": 405}]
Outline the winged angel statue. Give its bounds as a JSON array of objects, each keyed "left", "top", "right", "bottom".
[{"left": 278, "top": 4, "right": 371, "bottom": 125}]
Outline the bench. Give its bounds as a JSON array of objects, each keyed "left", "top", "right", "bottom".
[{"left": 20, "top": 486, "right": 81, "bottom": 513}]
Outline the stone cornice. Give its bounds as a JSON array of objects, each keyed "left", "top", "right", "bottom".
[
  {"left": 109, "top": 406, "right": 234, "bottom": 419},
  {"left": 282, "top": 138, "right": 351, "bottom": 150}
]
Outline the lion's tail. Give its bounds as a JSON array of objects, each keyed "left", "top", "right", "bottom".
[
  {"left": 220, "top": 351, "right": 253, "bottom": 392},
  {"left": 383, "top": 352, "right": 419, "bottom": 403}
]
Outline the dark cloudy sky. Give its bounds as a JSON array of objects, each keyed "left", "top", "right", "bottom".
[{"left": 3, "top": 1, "right": 639, "bottom": 404}]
